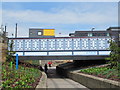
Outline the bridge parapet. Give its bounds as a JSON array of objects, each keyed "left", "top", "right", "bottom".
[{"left": 8, "top": 37, "right": 111, "bottom": 56}]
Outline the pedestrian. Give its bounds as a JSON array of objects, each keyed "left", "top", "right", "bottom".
[
  {"left": 39, "top": 66, "right": 44, "bottom": 71},
  {"left": 48, "top": 61, "right": 52, "bottom": 67},
  {"left": 44, "top": 64, "right": 48, "bottom": 74}
]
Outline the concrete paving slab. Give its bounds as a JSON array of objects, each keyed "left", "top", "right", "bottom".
[{"left": 47, "top": 67, "right": 90, "bottom": 89}]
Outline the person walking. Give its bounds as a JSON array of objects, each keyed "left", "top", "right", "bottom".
[
  {"left": 44, "top": 64, "right": 48, "bottom": 74},
  {"left": 48, "top": 61, "right": 52, "bottom": 67}
]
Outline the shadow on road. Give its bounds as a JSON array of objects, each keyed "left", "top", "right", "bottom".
[{"left": 47, "top": 67, "right": 66, "bottom": 79}]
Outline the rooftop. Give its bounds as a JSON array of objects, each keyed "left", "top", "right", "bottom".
[
  {"left": 29, "top": 27, "right": 55, "bottom": 30},
  {"left": 107, "top": 27, "right": 120, "bottom": 31}
]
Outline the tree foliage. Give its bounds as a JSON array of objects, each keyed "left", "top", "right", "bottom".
[
  {"left": 6, "top": 40, "right": 16, "bottom": 63},
  {"left": 106, "top": 40, "right": 120, "bottom": 69}
]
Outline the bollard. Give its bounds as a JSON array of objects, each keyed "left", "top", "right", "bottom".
[{"left": 10, "top": 61, "right": 13, "bottom": 69}]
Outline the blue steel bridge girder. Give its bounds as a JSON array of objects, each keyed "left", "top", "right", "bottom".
[{"left": 8, "top": 37, "right": 111, "bottom": 57}]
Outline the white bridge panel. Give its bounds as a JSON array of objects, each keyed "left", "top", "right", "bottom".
[
  {"left": 89, "top": 38, "right": 97, "bottom": 50},
  {"left": 32, "top": 39, "right": 39, "bottom": 51},
  {"left": 49, "top": 52, "right": 72, "bottom": 55},
  {"left": 81, "top": 38, "right": 89, "bottom": 50},
  {"left": 40, "top": 39, "right": 47, "bottom": 50},
  {"left": 25, "top": 52, "right": 47, "bottom": 56},
  {"left": 56, "top": 39, "right": 64, "bottom": 50},
  {"left": 99, "top": 51, "right": 111, "bottom": 55},
  {"left": 48, "top": 39, "right": 56, "bottom": 50},
  {"left": 73, "top": 38, "right": 81, "bottom": 50},
  {"left": 24, "top": 39, "right": 31, "bottom": 51},
  {"left": 64, "top": 39, "right": 72, "bottom": 50},
  {"left": 98, "top": 38, "right": 106, "bottom": 50},
  {"left": 74, "top": 51, "right": 97, "bottom": 55}
]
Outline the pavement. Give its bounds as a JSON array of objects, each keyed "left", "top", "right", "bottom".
[{"left": 46, "top": 67, "right": 90, "bottom": 90}]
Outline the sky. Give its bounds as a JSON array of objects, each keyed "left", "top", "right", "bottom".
[{"left": 1, "top": 1, "right": 118, "bottom": 37}]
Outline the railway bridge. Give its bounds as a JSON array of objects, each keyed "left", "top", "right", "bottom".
[{"left": 8, "top": 36, "right": 111, "bottom": 60}]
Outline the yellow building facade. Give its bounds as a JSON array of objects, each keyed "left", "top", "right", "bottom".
[{"left": 43, "top": 29, "right": 55, "bottom": 36}]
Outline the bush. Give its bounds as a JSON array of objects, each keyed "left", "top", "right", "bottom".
[{"left": 106, "top": 40, "right": 120, "bottom": 69}]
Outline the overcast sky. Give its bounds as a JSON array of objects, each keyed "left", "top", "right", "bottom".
[{"left": 1, "top": 1, "right": 118, "bottom": 37}]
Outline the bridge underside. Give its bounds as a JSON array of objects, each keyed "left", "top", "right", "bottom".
[{"left": 17, "top": 55, "right": 109, "bottom": 60}]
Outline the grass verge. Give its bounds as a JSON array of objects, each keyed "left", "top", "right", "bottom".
[{"left": 79, "top": 65, "right": 120, "bottom": 82}]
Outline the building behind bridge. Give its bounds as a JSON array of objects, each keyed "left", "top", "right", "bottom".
[
  {"left": 69, "top": 27, "right": 120, "bottom": 46},
  {"left": 29, "top": 28, "right": 55, "bottom": 38},
  {"left": 69, "top": 27, "right": 120, "bottom": 65}
]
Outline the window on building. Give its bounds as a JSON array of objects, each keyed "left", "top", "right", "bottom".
[
  {"left": 79, "top": 33, "right": 88, "bottom": 36},
  {"left": 88, "top": 33, "right": 92, "bottom": 36},
  {"left": 70, "top": 34, "right": 74, "bottom": 37},
  {"left": 93, "top": 33, "right": 97, "bottom": 36},
  {"left": 107, "top": 33, "right": 109, "bottom": 36},
  {"left": 69, "top": 33, "right": 74, "bottom": 37},
  {"left": 100, "top": 33, "right": 107, "bottom": 36},
  {"left": 93, "top": 33, "right": 107, "bottom": 36},
  {"left": 38, "top": 32, "right": 42, "bottom": 35},
  {"left": 30, "top": 32, "right": 32, "bottom": 35}
]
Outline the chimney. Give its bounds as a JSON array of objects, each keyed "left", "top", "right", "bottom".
[{"left": 15, "top": 23, "right": 17, "bottom": 38}]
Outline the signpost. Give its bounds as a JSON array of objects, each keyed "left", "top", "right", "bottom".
[{"left": 16, "top": 54, "right": 18, "bottom": 70}]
